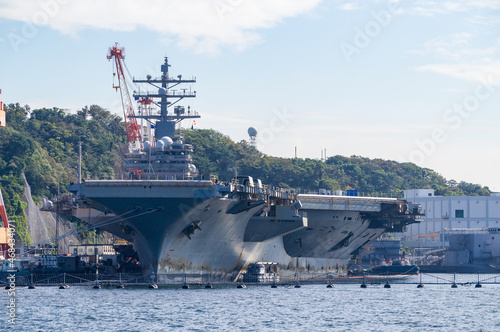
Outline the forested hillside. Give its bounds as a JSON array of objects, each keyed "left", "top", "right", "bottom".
[
  {"left": 0, "top": 104, "right": 490, "bottom": 241},
  {"left": 182, "top": 129, "right": 490, "bottom": 197},
  {"left": 0, "top": 104, "right": 126, "bottom": 241}
]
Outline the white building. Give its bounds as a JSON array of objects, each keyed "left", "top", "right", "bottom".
[{"left": 403, "top": 189, "right": 500, "bottom": 236}]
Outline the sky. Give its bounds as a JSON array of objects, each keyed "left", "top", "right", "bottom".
[{"left": 0, "top": 0, "right": 499, "bottom": 191}]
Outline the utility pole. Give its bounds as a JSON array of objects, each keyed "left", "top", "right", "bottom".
[{"left": 78, "top": 141, "right": 82, "bottom": 184}]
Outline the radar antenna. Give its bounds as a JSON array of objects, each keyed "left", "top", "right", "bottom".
[{"left": 248, "top": 127, "right": 257, "bottom": 148}]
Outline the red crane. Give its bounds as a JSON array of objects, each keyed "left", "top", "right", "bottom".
[
  {"left": 0, "top": 189, "right": 12, "bottom": 258},
  {"left": 107, "top": 43, "right": 142, "bottom": 149}
]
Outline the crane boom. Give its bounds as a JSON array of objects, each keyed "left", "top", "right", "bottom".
[{"left": 107, "top": 43, "right": 142, "bottom": 150}]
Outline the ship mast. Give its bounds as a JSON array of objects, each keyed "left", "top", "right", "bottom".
[{"left": 132, "top": 57, "right": 200, "bottom": 140}]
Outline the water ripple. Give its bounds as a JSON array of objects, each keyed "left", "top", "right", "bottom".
[{"left": 2, "top": 283, "right": 500, "bottom": 331}]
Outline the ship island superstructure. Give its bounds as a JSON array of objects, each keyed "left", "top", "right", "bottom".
[
  {"left": 69, "top": 51, "right": 423, "bottom": 280},
  {"left": 124, "top": 56, "right": 200, "bottom": 180},
  {"left": 106, "top": 42, "right": 200, "bottom": 181}
]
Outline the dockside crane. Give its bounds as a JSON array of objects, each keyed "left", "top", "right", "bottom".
[{"left": 107, "top": 43, "right": 142, "bottom": 151}]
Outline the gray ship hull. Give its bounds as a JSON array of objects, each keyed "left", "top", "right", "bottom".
[{"left": 71, "top": 180, "right": 419, "bottom": 277}]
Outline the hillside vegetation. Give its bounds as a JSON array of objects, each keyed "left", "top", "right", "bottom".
[
  {"left": 0, "top": 104, "right": 490, "bottom": 241},
  {"left": 0, "top": 104, "right": 126, "bottom": 242},
  {"left": 183, "top": 129, "right": 490, "bottom": 197}
]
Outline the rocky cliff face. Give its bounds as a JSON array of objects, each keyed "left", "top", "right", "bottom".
[
  {"left": 22, "top": 174, "right": 117, "bottom": 253},
  {"left": 23, "top": 174, "right": 80, "bottom": 254}
]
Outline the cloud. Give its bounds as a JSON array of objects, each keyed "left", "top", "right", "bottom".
[
  {"left": 0, "top": 0, "right": 323, "bottom": 54},
  {"left": 465, "top": 0, "right": 500, "bottom": 9},
  {"left": 339, "top": 3, "right": 363, "bottom": 11},
  {"left": 409, "top": 33, "right": 496, "bottom": 60},
  {"left": 411, "top": 33, "right": 500, "bottom": 83},
  {"left": 415, "top": 62, "right": 500, "bottom": 84},
  {"left": 395, "top": 0, "right": 500, "bottom": 16}
]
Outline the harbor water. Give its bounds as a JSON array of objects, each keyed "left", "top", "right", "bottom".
[{"left": 2, "top": 277, "right": 500, "bottom": 331}]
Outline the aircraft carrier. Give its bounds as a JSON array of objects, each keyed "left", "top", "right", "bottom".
[{"left": 68, "top": 45, "right": 422, "bottom": 279}]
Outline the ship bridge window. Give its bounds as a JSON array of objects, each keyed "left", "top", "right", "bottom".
[{"left": 455, "top": 209, "right": 464, "bottom": 218}]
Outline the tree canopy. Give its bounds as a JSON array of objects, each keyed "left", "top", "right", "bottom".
[
  {"left": 0, "top": 104, "right": 126, "bottom": 241},
  {"left": 182, "top": 129, "right": 490, "bottom": 197}
]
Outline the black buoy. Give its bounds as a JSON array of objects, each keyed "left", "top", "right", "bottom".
[
  {"left": 360, "top": 273, "right": 367, "bottom": 288},
  {"left": 205, "top": 284, "right": 213, "bottom": 289},
  {"left": 28, "top": 285, "right": 36, "bottom": 289},
  {"left": 475, "top": 274, "right": 482, "bottom": 288},
  {"left": 417, "top": 273, "right": 424, "bottom": 288},
  {"left": 384, "top": 273, "right": 391, "bottom": 288},
  {"left": 182, "top": 284, "right": 189, "bottom": 289},
  {"left": 5, "top": 285, "right": 11, "bottom": 290},
  {"left": 271, "top": 284, "right": 278, "bottom": 288},
  {"left": 59, "top": 285, "right": 69, "bottom": 289},
  {"left": 326, "top": 284, "right": 334, "bottom": 288},
  {"left": 237, "top": 284, "right": 246, "bottom": 289},
  {"left": 294, "top": 270, "right": 301, "bottom": 288},
  {"left": 116, "top": 284, "right": 125, "bottom": 289},
  {"left": 148, "top": 284, "right": 158, "bottom": 289},
  {"left": 451, "top": 273, "right": 458, "bottom": 288},
  {"left": 93, "top": 283, "right": 101, "bottom": 289}
]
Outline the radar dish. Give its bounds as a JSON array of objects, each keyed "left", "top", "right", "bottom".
[
  {"left": 248, "top": 127, "right": 257, "bottom": 137},
  {"left": 247, "top": 127, "right": 257, "bottom": 147}
]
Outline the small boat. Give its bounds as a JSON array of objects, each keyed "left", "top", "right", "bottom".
[
  {"left": 242, "top": 262, "right": 280, "bottom": 283},
  {"left": 348, "top": 259, "right": 419, "bottom": 277}
]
